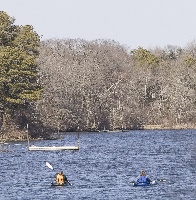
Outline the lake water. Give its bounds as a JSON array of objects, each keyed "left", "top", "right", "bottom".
[{"left": 0, "top": 129, "right": 195, "bottom": 200}]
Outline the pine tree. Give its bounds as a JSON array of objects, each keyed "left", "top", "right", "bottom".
[{"left": 0, "top": 11, "right": 42, "bottom": 135}]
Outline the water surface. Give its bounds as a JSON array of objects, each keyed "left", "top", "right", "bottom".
[{"left": 0, "top": 129, "right": 195, "bottom": 200}]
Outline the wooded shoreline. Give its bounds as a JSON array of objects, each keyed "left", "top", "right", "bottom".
[
  {"left": 0, "top": 12, "right": 195, "bottom": 142},
  {"left": 1, "top": 125, "right": 195, "bottom": 143}
]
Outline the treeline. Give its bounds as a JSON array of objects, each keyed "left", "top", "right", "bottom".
[
  {"left": 0, "top": 12, "right": 195, "bottom": 140},
  {"left": 36, "top": 39, "right": 195, "bottom": 132}
]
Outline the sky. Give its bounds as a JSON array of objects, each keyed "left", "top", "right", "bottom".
[{"left": 1, "top": 0, "right": 196, "bottom": 49}]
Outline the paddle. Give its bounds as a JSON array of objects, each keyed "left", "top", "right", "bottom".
[
  {"left": 46, "top": 162, "right": 54, "bottom": 170},
  {"left": 45, "top": 162, "right": 72, "bottom": 185},
  {"left": 157, "top": 178, "right": 168, "bottom": 182}
]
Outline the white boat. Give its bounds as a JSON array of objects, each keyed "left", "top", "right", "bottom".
[
  {"left": 27, "top": 124, "right": 80, "bottom": 151},
  {"left": 28, "top": 145, "right": 79, "bottom": 151}
]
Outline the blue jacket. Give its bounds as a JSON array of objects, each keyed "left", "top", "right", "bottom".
[{"left": 137, "top": 176, "right": 149, "bottom": 183}]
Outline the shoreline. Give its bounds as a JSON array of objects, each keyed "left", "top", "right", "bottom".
[{"left": 0, "top": 126, "right": 195, "bottom": 143}]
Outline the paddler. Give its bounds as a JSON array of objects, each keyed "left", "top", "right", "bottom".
[
  {"left": 55, "top": 171, "right": 68, "bottom": 185},
  {"left": 137, "top": 170, "right": 152, "bottom": 183}
]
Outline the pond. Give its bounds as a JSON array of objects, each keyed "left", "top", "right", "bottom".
[{"left": 0, "top": 129, "right": 195, "bottom": 200}]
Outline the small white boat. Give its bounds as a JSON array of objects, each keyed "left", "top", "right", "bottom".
[
  {"left": 28, "top": 145, "right": 79, "bottom": 151},
  {"left": 27, "top": 123, "right": 80, "bottom": 151}
]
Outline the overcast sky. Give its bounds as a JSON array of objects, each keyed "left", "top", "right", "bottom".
[{"left": 1, "top": 0, "right": 196, "bottom": 49}]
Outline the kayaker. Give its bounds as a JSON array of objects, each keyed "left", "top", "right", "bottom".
[
  {"left": 55, "top": 171, "right": 68, "bottom": 185},
  {"left": 137, "top": 170, "right": 151, "bottom": 183}
]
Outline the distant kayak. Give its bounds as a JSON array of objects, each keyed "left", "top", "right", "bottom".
[
  {"left": 51, "top": 182, "right": 70, "bottom": 186},
  {"left": 132, "top": 180, "right": 156, "bottom": 187}
]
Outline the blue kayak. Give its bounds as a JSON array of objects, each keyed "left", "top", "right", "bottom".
[{"left": 132, "top": 180, "right": 156, "bottom": 187}]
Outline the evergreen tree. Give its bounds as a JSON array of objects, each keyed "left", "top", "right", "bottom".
[{"left": 0, "top": 11, "right": 42, "bottom": 132}]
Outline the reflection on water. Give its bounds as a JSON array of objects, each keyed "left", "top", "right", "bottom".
[{"left": 0, "top": 129, "right": 195, "bottom": 200}]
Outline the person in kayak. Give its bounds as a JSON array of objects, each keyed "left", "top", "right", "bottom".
[
  {"left": 137, "top": 170, "right": 151, "bottom": 184},
  {"left": 55, "top": 171, "right": 68, "bottom": 185}
]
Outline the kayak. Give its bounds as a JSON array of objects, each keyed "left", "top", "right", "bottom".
[
  {"left": 51, "top": 182, "right": 70, "bottom": 186},
  {"left": 132, "top": 180, "right": 156, "bottom": 187}
]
